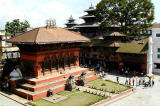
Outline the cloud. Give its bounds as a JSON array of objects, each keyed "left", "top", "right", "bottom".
[
  {"left": 0, "top": 0, "right": 159, "bottom": 29},
  {"left": 0, "top": 0, "right": 75, "bottom": 28}
]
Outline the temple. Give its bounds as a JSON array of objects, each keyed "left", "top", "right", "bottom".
[
  {"left": 76, "top": 4, "right": 99, "bottom": 38},
  {"left": 7, "top": 27, "right": 98, "bottom": 100},
  {"left": 65, "top": 15, "right": 78, "bottom": 31}
]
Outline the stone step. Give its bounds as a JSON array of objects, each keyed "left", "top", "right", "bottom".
[
  {"left": 15, "top": 75, "right": 97, "bottom": 97},
  {"left": 19, "top": 71, "right": 96, "bottom": 92},
  {"left": 12, "top": 84, "right": 65, "bottom": 100},
  {"left": 23, "top": 68, "right": 89, "bottom": 85},
  {"left": 12, "top": 69, "right": 99, "bottom": 101}
]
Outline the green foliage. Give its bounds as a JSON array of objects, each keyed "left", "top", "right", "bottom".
[
  {"left": 95, "top": 0, "right": 154, "bottom": 38},
  {"left": 5, "top": 19, "right": 30, "bottom": 36}
]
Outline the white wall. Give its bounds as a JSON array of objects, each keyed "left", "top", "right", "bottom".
[
  {"left": 152, "top": 28, "right": 160, "bottom": 74},
  {"left": 152, "top": 28, "right": 160, "bottom": 63}
]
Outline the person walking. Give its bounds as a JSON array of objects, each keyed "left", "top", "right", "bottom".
[
  {"left": 129, "top": 78, "right": 131, "bottom": 86},
  {"left": 133, "top": 78, "right": 135, "bottom": 86},
  {"left": 149, "top": 78, "right": 151, "bottom": 87},
  {"left": 139, "top": 78, "right": 141, "bottom": 86},
  {"left": 142, "top": 77, "right": 145, "bottom": 85},
  {"left": 125, "top": 78, "right": 128, "bottom": 85},
  {"left": 152, "top": 78, "right": 155, "bottom": 86},
  {"left": 117, "top": 76, "right": 119, "bottom": 83}
]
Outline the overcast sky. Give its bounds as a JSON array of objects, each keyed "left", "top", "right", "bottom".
[{"left": 0, "top": 0, "right": 159, "bottom": 29}]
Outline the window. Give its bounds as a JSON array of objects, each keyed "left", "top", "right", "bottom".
[
  {"left": 157, "top": 54, "right": 160, "bottom": 59},
  {"left": 158, "top": 48, "right": 160, "bottom": 52},
  {"left": 156, "top": 33, "right": 160, "bottom": 37}
]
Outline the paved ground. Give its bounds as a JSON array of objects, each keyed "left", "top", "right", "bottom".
[
  {"left": 106, "top": 74, "right": 160, "bottom": 106},
  {"left": 0, "top": 94, "right": 23, "bottom": 106},
  {"left": 0, "top": 73, "right": 159, "bottom": 106}
]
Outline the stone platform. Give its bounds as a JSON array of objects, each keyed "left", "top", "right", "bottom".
[{"left": 11, "top": 67, "right": 99, "bottom": 100}]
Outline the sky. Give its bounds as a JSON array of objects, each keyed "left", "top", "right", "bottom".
[{"left": 0, "top": 0, "right": 159, "bottom": 29}]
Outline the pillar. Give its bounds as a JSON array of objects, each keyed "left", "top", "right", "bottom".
[{"left": 147, "top": 36, "right": 153, "bottom": 76}]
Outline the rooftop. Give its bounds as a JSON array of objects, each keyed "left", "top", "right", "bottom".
[
  {"left": 81, "top": 39, "right": 120, "bottom": 48},
  {"left": 7, "top": 27, "right": 90, "bottom": 44},
  {"left": 116, "top": 38, "right": 148, "bottom": 54}
]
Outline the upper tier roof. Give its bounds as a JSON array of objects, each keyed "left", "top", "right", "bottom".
[{"left": 7, "top": 27, "right": 90, "bottom": 44}]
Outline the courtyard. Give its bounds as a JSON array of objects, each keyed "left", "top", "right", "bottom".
[
  {"left": 104, "top": 74, "right": 160, "bottom": 106},
  {"left": 28, "top": 79, "right": 131, "bottom": 106}
]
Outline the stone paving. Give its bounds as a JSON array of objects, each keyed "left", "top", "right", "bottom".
[
  {"left": 0, "top": 90, "right": 28, "bottom": 106},
  {"left": 106, "top": 75, "right": 160, "bottom": 106},
  {"left": 0, "top": 73, "right": 159, "bottom": 106},
  {"left": 0, "top": 93, "right": 23, "bottom": 106}
]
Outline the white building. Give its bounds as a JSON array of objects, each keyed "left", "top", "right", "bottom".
[
  {"left": 148, "top": 28, "right": 160, "bottom": 74},
  {"left": 152, "top": 28, "right": 160, "bottom": 74},
  {"left": 0, "top": 30, "right": 20, "bottom": 60}
]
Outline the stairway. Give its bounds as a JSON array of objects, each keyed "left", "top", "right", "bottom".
[{"left": 12, "top": 68, "right": 99, "bottom": 100}]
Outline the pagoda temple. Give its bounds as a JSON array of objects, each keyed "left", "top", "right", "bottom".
[
  {"left": 65, "top": 15, "right": 78, "bottom": 31},
  {"left": 7, "top": 27, "right": 98, "bottom": 100},
  {"left": 76, "top": 4, "right": 99, "bottom": 38}
]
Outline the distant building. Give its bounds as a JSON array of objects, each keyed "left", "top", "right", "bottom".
[
  {"left": 7, "top": 27, "right": 98, "bottom": 100},
  {"left": 149, "top": 27, "right": 160, "bottom": 74},
  {"left": 75, "top": 4, "right": 99, "bottom": 38},
  {"left": 65, "top": 15, "right": 78, "bottom": 31},
  {"left": 0, "top": 30, "right": 19, "bottom": 60}
]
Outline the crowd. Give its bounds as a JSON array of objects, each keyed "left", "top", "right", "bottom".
[{"left": 116, "top": 76, "right": 155, "bottom": 87}]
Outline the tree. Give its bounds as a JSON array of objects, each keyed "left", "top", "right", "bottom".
[
  {"left": 95, "top": 0, "right": 154, "bottom": 38},
  {"left": 5, "top": 19, "right": 30, "bottom": 36}
]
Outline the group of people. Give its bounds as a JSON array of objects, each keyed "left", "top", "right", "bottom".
[
  {"left": 97, "top": 64, "right": 106, "bottom": 78},
  {"left": 124, "top": 76, "right": 155, "bottom": 87}
]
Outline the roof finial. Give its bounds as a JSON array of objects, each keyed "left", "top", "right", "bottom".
[
  {"left": 70, "top": 15, "right": 73, "bottom": 20},
  {"left": 89, "top": 2, "right": 94, "bottom": 9},
  {"left": 91, "top": 2, "right": 93, "bottom": 7},
  {"left": 46, "top": 18, "right": 56, "bottom": 28}
]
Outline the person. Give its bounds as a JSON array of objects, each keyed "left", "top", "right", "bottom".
[
  {"left": 48, "top": 89, "right": 53, "bottom": 97},
  {"left": 142, "top": 77, "right": 145, "bottom": 85},
  {"left": 152, "top": 78, "right": 155, "bottom": 86},
  {"left": 139, "top": 78, "right": 142, "bottom": 85},
  {"left": 99, "top": 71, "right": 102, "bottom": 78},
  {"left": 117, "top": 76, "right": 119, "bottom": 83},
  {"left": 125, "top": 79, "right": 128, "bottom": 85},
  {"left": 129, "top": 78, "right": 131, "bottom": 86},
  {"left": 149, "top": 79, "right": 151, "bottom": 87},
  {"left": 102, "top": 70, "right": 105, "bottom": 78},
  {"left": 132, "top": 78, "right": 135, "bottom": 86}
]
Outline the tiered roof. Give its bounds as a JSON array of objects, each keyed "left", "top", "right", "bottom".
[
  {"left": 65, "top": 15, "right": 77, "bottom": 26},
  {"left": 65, "top": 15, "right": 77, "bottom": 30},
  {"left": 77, "top": 4, "right": 98, "bottom": 28}
]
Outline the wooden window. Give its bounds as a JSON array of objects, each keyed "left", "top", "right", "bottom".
[
  {"left": 43, "top": 56, "right": 51, "bottom": 71},
  {"left": 51, "top": 55, "right": 57, "bottom": 70}
]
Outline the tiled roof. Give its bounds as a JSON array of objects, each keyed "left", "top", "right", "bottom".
[
  {"left": 116, "top": 38, "right": 148, "bottom": 54},
  {"left": 7, "top": 27, "right": 90, "bottom": 44},
  {"left": 81, "top": 39, "right": 120, "bottom": 48}
]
